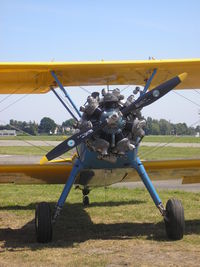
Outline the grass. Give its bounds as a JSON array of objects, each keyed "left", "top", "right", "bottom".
[
  {"left": 138, "top": 146, "right": 200, "bottom": 160},
  {"left": 0, "top": 185, "right": 200, "bottom": 266},
  {"left": 0, "top": 135, "right": 67, "bottom": 141},
  {"left": 0, "top": 146, "right": 54, "bottom": 156},
  {"left": 143, "top": 135, "right": 200, "bottom": 143},
  {"left": 0, "top": 146, "right": 200, "bottom": 160},
  {"left": 0, "top": 137, "right": 199, "bottom": 265},
  {"left": 0, "top": 135, "right": 200, "bottom": 143}
]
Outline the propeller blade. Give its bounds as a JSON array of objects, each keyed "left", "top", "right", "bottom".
[
  {"left": 122, "top": 72, "right": 187, "bottom": 116},
  {"left": 40, "top": 120, "right": 107, "bottom": 164},
  {"left": 40, "top": 72, "right": 187, "bottom": 164}
]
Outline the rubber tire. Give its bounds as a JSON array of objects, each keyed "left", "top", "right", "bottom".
[
  {"left": 164, "top": 198, "right": 185, "bottom": 240},
  {"left": 35, "top": 202, "right": 52, "bottom": 243},
  {"left": 83, "top": 195, "right": 89, "bottom": 206}
]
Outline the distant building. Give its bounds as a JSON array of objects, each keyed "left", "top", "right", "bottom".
[
  {"left": 0, "top": 130, "right": 16, "bottom": 136},
  {"left": 196, "top": 132, "right": 200, "bottom": 137},
  {"left": 62, "top": 126, "right": 75, "bottom": 134}
]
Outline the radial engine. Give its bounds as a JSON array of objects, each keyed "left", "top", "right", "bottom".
[{"left": 74, "top": 88, "right": 146, "bottom": 160}]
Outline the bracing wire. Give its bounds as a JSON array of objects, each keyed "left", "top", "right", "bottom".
[
  {"left": 121, "top": 85, "right": 131, "bottom": 92},
  {"left": 173, "top": 91, "right": 200, "bottom": 108},
  {"left": 79, "top": 86, "right": 91, "bottom": 94},
  {"left": 59, "top": 91, "right": 79, "bottom": 119},
  {"left": 139, "top": 89, "right": 200, "bottom": 159},
  {"left": 0, "top": 74, "right": 68, "bottom": 159},
  {"left": 0, "top": 119, "right": 68, "bottom": 160},
  {"left": 1, "top": 71, "right": 200, "bottom": 161},
  {"left": 0, "top": 94, "right": 30, "bottom": 114},
  {"left": 0, "top": 120, "right": 54, "bottom": 154},
  {"left": 138, "top": 118, "right": 200, "bottom": 159},
  {"left": 194, "top": 89, "right": 200, "bottom": 96},
  {"left": 0, "top": 73, "right": 41, "bottom": 105},
  {"left": 0, "top": 94, "right": 15, "bottom": 105}
]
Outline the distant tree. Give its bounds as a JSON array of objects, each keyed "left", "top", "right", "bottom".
[
  {"left": 151, "top": 122, "right": 160, "bottom": 135},
  {"left": 187, "top": 126, "right": 196, "bottom": 136},
  {"left": 174, "top": 123, "right": 188, "bottom": 135},
  {"left": 39, "top": 117, "right": 57, "bottom": 134},
  {"left": 159, "top": 119, "right": 171, "bottom": 135},
  {"left": 23, "top": 121, "right": 38, "bottom": 135},
  {"left": 62, "top": 118, "right": 75, "bottom": 128},
  {"left": 145, "top": 117, "right": 153, "bottom": 135},
  {"left": 10, "top": 119, "right": 38, "bottom": 135},
  {"left": 196, "top": 125, "right": 200, "bottom": 133}
]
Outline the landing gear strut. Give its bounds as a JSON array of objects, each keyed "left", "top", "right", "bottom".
[
  {"left": 82, "top": 188, "right": 90, "bottom": 206},
  {"left": 132, "top": 157, "right": 185, "bottom": 240},
  {"left": 35, "top": 159, "right": 83, "bottom": 243}
]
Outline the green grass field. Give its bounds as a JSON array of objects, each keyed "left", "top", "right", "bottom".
[
  {"left": 138, "top": 146, "right": 200, "bottom": 160},
  {"left": 0, "top": 146, "right": 54, "bottom": 156},
  {"left": 0, "top": 185, "right": 200, "bottom": 266},
  {"left": 0, "top": 145, "right": 199, "bottom": 160},
  {"left": 143, "top": 135, "right": 200, "bottom": 143},
  {"left": 0, "top": 135, "right": 67, "bottom": 141},
  {"left": 0, "top": 134, "right": 200, "bottom": 143},
  {"left": 0, "top": 134, "right": 200, "bottom": 266}
]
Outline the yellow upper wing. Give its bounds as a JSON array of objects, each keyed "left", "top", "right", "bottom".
[{"left": 0, "top": 58, "right": 200, "bottom": 94}]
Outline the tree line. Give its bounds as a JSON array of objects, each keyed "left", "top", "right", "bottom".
[
  {"left": 145, "top": 117, "right": 199, "bottom": 136},
  {"left": 0, "top": 117, "right": 75, "bottom": 135},
  {"left": 0, "top": 117, "right": 199, "bottom": 136}
]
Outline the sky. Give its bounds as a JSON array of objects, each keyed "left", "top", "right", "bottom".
[{"left": 0, "top": 0, "right": 200, "bottom": 127}]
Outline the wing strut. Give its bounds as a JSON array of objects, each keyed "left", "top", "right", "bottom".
[
  {"left": 51, "top": 87, "right": 78, "bottom": 121},
  {"left": 51, "top": 71, "right": 81, "bottom": 118},
  {"left": 141, "top": 68, "right": 157, "bottom": 96}
]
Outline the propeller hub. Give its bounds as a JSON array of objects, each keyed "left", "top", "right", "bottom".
[{"left": 100, "top": 109, "right": 125, "bottom": 134}]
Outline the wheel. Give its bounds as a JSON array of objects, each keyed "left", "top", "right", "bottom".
[
  {"left": 83, "top": 195, "right": 89, "bottom": 206},
  {"left": 35, "top": 202, "right": 52, "bottom": 243},
  {"left": 164, "top": 198, "right": 185, "bottom": 240}
]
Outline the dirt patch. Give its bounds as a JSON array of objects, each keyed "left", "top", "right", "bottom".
[{"left": 0, "top": 213, "right": 200, "bottom": 266}]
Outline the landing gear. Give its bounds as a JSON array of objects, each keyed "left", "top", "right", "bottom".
[
  {"left": 35, "top": 159, "right": 83, "bottom": 243},
  {"left": 82, "top": 188, "right": 90, "bottom": 206},
  {"left": 132, "top": 158, "right": 185, "bottom": 240},
  {"left": 83, "top": 195, "right": 89, "bottom": 206},
  {"left": 35, "top": 202, "right": 52, "bottom": 243},
  {"left": 164, "top": 199, "right": 185, "bottom": 240}
]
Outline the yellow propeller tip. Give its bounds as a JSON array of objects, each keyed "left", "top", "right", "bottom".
[
  {"left": 40, "top": 156, "right": 48, "bottom": 165},
  {"left": 178, "top": 72, "right": 188, "bottom": 82}
]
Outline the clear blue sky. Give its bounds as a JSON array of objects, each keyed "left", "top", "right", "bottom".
[{"left": 0, "top": 0, "right": 200, "bottom": 126}]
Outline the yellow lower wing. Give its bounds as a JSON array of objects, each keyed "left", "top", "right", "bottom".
[
  {"left": 0, "top": 159, "right": 199, "bottom": 185},
  {"left": 0, "top": 163, "right": 72, "bottom": 184}
]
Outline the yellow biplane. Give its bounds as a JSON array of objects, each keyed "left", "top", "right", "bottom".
[{"left": 0, "top": 58, "right": 200, "bottom": 243}]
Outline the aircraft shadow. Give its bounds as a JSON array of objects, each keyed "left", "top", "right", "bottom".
[
  {"left": 0, "top": 199, "right": 145, "bottom": 211},
  {"left": 0, "top": 202, "right": 200, "bottom": 250}
]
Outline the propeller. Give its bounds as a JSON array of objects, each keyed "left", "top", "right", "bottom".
[
  {"left": 121, "top": 72, "right": 187, "bottom": 116},
  {"left": 40, "top": 120, "right": 108, "bottom": 164},
  {"left": 40, "top": 72, "right": 187, "bottom": 164}
]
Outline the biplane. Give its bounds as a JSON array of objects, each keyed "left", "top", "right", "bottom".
[{"left": 0, "top": 59, "right": 200, "bottom": 243}]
